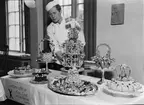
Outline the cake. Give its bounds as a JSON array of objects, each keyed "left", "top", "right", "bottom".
[
  {"left": 32, "top": 68, "right": 49, "bottom": 82},
  {"left": 48, "top": 19, "right": 98, "bottom": 96},
  {"left": 107, "top": 78, "right": 143, "bottom": 93},
  {"left": 14, "top": 65, "right": 33, "bottom": 75},
  {"left": 103, "top": 64, "right": 144, "bottom": 97},
  {"left": 61, "top": 26, "right": 85, "bottom": 68}
]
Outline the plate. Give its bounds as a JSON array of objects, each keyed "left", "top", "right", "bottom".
[
  {"left": 8, "top": 70, "right": 33, "bottom": 78},
  {"left": 48, "top": 76, "right": 98, "bottom": 96},
  {"left": 30, "top": 78, "right": 48, "bottom": 84}
]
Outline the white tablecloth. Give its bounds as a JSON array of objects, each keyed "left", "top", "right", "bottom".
[
  {"left": 0, "top": 78, "right": 6, "bottom": 101},
  {"left": 1, "top": 70, "right": 144, "bottom": 105}
]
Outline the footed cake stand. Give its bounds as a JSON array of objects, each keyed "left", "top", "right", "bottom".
[
  {"left": 91, "top": 43, "right": 115, "bottom": 85},
  {"left": 97, "top": 67, "right": 105, "bottom": 84}
]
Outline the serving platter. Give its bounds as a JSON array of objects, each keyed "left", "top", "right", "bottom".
[
  {"left": 8, "top": 70, "right": 33, "bottom": 78},
  {"left": 48, "top": 76, "right": 98, "bottom": 96}
]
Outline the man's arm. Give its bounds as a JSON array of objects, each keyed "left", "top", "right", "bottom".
[
  {"left": 46, "top": 25, "right": 61, "bottom": 53},
  {"left": 78, "top": 30, "right": 85, "bottom": 45},
  {"left": 74, "top": 20, "right": 86, "bottom": 45},
  {"left": 47, "top": 25, "right": 63, "bottom": 64}
]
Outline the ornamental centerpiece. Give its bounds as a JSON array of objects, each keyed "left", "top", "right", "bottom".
[
  {"left": 91, "top": 43, "right": 115, "bottom": 84},
  {"left": 47, "top": 19, "right": 98, "bottom": 96},
  {"left": 61, "top": 19, "right": 85, "bottom": 73},
  {"left": 59, "top": 20, "right": 85, "bottom": 89}
]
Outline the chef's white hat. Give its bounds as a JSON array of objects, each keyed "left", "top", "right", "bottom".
[{"left": 46, "top": 1, "right": 59, "bottom": 11}]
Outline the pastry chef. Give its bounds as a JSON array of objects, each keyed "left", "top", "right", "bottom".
[{"left": 45, "top": 1, "right": 85, "bottom": 63}]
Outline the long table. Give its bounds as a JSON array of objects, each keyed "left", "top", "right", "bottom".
[
  {"left": 1, "top": 70, "right": 144, "bottom": 105},
  {"left": 0, "top": 79, "right": 6, "bottom": 101}
]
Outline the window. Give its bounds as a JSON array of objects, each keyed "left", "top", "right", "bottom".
[
  {"left": 54, "top": 0, "right": 84, "bottom": 29},
  {"left": 6, "top": 0, "right": 26, "bottom": 53}
]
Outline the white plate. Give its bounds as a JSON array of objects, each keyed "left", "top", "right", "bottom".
[{"left": 8, "top": 70, "right": 33, "bottom": 77}]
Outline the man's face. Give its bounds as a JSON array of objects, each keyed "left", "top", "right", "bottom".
[{"left": 48, "top": 6, "right": 61, "bottom": 23}]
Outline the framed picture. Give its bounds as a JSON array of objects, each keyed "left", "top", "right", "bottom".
[{"left": 111, "top": 3, "right": 125, "bottom": 25}]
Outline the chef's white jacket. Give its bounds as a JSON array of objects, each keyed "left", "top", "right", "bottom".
[{"left": 46, "top": 17, "right": 85, "bottom": 53}]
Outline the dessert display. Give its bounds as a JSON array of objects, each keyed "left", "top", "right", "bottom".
[
  {"left": 8, "top": 65, "right": 33, "bottom": 77},
  {"left": 91, "top": 43, "right": 115, "bottom": 84},
  {"left": 103, "top": 64, "right": 144, "bottom": 97},
  {"left": 13, "top": 65, "right": 33, "bottom": 75},
  {"left": 48, "top": 20, "right": 98, "bottom": 96},
  {"left": 30, "top": 68, "right": 49, "bottom": 84},
  {"left": 48, "top": 68, "right": 98, "bottom": 96},
  {"left": 61, "top": 24, "right": 85, "bottom": 71}
]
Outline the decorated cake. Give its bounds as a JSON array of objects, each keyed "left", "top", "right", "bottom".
[
  {"left": 14, "top": 65, "right": 33, "bottom": 75},
  {"left": 48, "top": 19, "right": 98, "bottom": 96},
  {"left": 32, "top": 68, "right": 49, "bottom": 82},
  {"left": 103, "top": 64, "right": 144, "bottom": 97},
  {"left": 61, "top": 22, "right": 85, "bottom": 68},
  {"left": 48, "top": 68, "right": 98, "bottom": 96}
]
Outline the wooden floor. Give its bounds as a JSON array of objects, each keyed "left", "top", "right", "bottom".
[{"left": 0, "top": 99, "right": 23, "bottom": 105}]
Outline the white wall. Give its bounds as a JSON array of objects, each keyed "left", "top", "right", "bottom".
[{"left": 97, "top": 0, "right": 144, "bottom": 84}]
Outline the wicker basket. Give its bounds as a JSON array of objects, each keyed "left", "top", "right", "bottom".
[
  {"left": 38, "top": 38, "right": 53, "bottom": 63},
  {"left": 96, "top": 43, "right": 111, "bottom": 59},
  {"left": 91, "top": 43, "right": 115, "bottom": 69}
]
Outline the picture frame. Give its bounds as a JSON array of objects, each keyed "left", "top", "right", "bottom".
[{"left": 111, "top": 3, "right": 125, "bottom": 25}]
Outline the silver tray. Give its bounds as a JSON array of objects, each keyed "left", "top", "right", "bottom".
[{"left": 48, "top": 77, "right": 98, "bottom": 96}]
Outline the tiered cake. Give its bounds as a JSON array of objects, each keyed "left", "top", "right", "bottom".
[
  {"left": 48, "top": 20, "right": 98, "bottom": 96},
  {"left": 103, "top": 64, "right": 144, "bottom": 97},
  {"left": 61, "top": 27, "right": 85, "bottom": 68}
]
